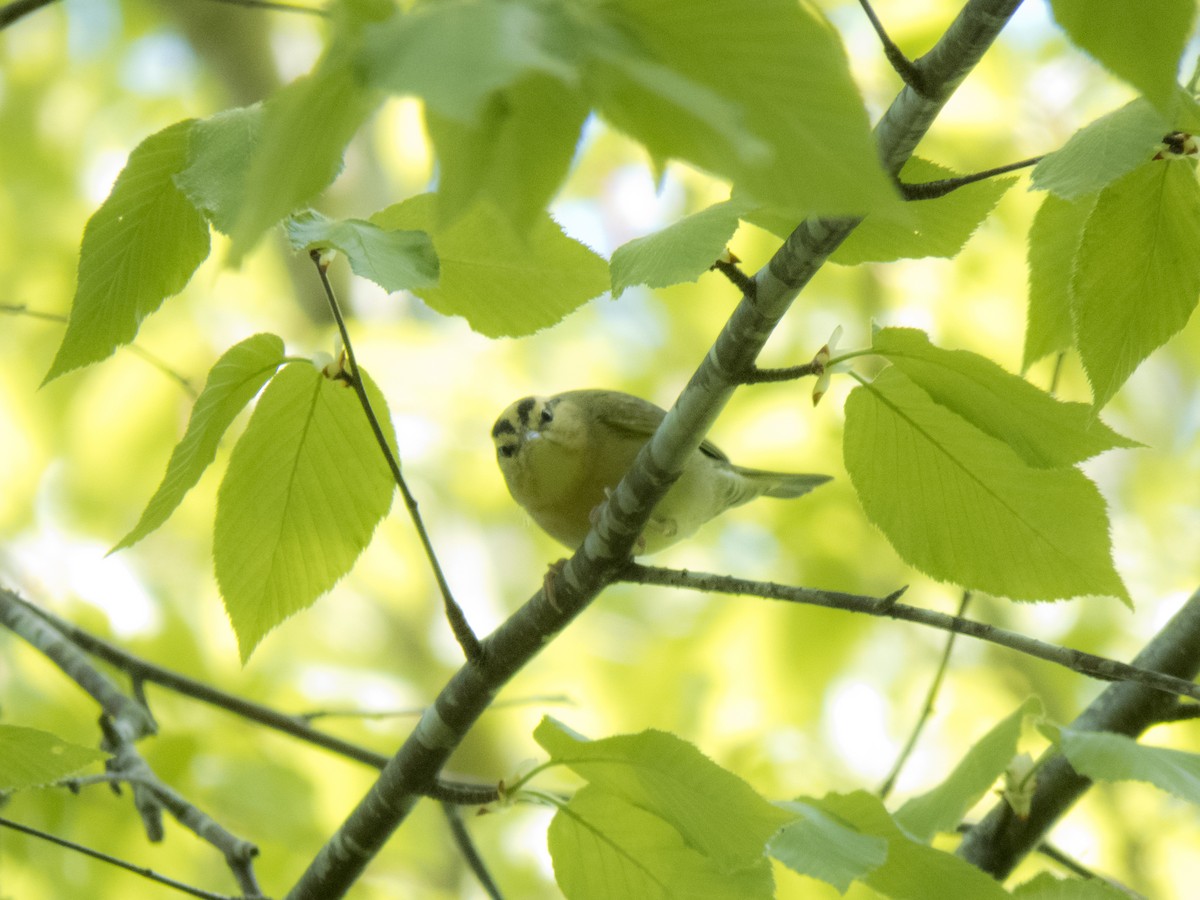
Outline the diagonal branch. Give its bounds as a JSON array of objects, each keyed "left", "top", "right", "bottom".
[
  {"left": 957, "top": 588, "right": 1200, "bottom": 878},
  {"left": 285, "top": 2, "right": 1027, "bottom": 897}
]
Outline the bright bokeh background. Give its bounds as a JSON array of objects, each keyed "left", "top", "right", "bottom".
[{"left": 2, "top": 1, "right": 1198, "bottom": 897}]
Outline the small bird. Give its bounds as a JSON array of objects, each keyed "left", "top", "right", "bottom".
[{"left": 492, "top": 389, "right": 830, "bottom": 554}]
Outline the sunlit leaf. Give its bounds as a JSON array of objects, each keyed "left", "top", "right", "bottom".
[
  {"left": 1049, "top": 727, "right": 1200, "bottom": 805},
  {"left": 1049, "top": 0, "right": 1194, "bottom": 113},
  {"left": 176, "top": 105, "right": 263, "bottom": 237},
  {"left": 0, "top": 725, "right": 108, "bottom": 790},
  {"left": 372, "top": 194, "right": 608, "bottom": 337},
  {"left": 1014, "top": 872, "right": 1138, "bottom": 899},
  {"left": 534, "top": 717, "right": 792, "bottom": 872},
  {"left": 1023, "top": 192, "right": 1096, "bottom": 369},
  {"left": 610, "top": 198, "right": 749, "bottom": 298},
  {"left": 873, "top": 328, "right": 1140, "bottom": 468},
  {"left": 285, "top": 210, "right": 438, "bottom": 292},
  {"left": 1031, "top": 100, "right": 1169, "bottom": 200},
  {"left": 843, "top": 368, "right": 1130, "bottom": 603},
  {"left": 1072, "top": 160, "right": 1200, "bottom": 409},
  {"left": 815, "top": 791, "right": 1009, "bottom": 899},
  {"left": 549, "top": 786, "right": 774, "bottom": 899},
  {"left": 768, "top": 800, "right": 887, "bottom": 891},
  {"left": 112, "top": 334, "right": 286, "bottom": 552},
  {"left": 895, "top": 698, "right": 1041, "bottom": 842},
  {"left": 44, "top": 120, "right": 210, "bottom": 383},
  {"left": 214, "top": 362, "right": 396, "bottom": 660}
]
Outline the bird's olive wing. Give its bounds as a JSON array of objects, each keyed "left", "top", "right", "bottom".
[{"left": 588, "top": 390, "right": 731, "bottom": 463}]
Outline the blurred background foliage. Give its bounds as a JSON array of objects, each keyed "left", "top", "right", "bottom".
[{"left": 1, "top": 0, "right": 1198, "bottom": 897}]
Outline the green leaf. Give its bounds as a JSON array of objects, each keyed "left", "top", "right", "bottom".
[
  {"left": 1023, "top": 192, "right": 1096, "bottom": 369},
  {"left": 285, "top": 210, "right": 439, "bottom": 292},
  {"left": 767, "top": 800, "right": 887, "bottom": 892},
  {"left": 1014, "top": 871, "right": 1134, "bottom": 899},
  {"left": 549, "top": 786, "right": 774, "bottom": 900},
  {"left": 1031, "top": 100, "right": 1169, "bottom": 200},
  {"left": 1049, "top": 0, "right": 1194, "bottom": 113},
  {"left": 895, "top": 698, "right": 1041, "bottom": 842},
  {"left": 44, "top": 120, "right": 211, "bottom": 383},
  {"left": 534, "top": 717, "right": 792, "bottom": 872},
  {"left": 176, "top": 105, "right": 264, "bottom": 236},
  {"left": 0, "top": 725, "right": 108, "bottom": 790},
  {"left": 111, "top": 334, "right": 286, "bottom": 552},
  {"left": 1072, "top": 160, "right": 1200, "bottom": 409},
  {"left": 360, "top": 0, "right": 577, "bottom": 121},
  {"left": 583, "top": 0, "right": 895, "bottom": 217},
  {"left": 872, "top": 328, "right": 1139, "bottom": 468},
  {"left": 815, "top": 791, "right": 1009, "bottom": 900},
  {"left": 1055, "top": 728, "right": 1200, "bottom": 805},
  {"left": 843, "top": 368, "right": 1130, "bottom": 603},
  {"left": 372, "top": 194, "right": 608, "bottom": 337},
  {"left": 425, "top": 73, "right": 589, "bottom": 230},
  {"left": 214, "top": 362, "right": 396, "bottom": 661},
  {"left": 228, "top": 50, "right": 378, "bottom": 264},
  {"left": 831, "top": 157, "right": 1015, "bottom": 264},
  {"left": 610, "top": 198, "right": 750, "bottom": 298}
]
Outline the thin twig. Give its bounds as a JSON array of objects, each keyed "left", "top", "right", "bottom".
[
  {"left": 2, "top": 303, "right": 197, "bottom": 396},
  {"left": 442, "top": 802, "right": 504, "bottom": 900},
  {"left": 857, "top": 0, "right": 928, "bottom": 94},
  {"left": 0, "top": 815, "right": 251, "bottom": 900},
  {"left": 308, "top": 251, "right": 482, "bottom": 662},
  {"left": 3, "top": 589, "right": 500, "bottom": 805},
  {"left": 740, "top": 362, "right": 822, "bottom": 384},
  {"left": 197, "top": 0, "right": 328, "bottom": 15},
  {"left": 899, "top": 156, "right": 1043, "bottom": 200},
  {"left": 298, "top": 694, "right": 575, "bottom": 723},
  {"left": 709, "top": 257, "right": 757, "bottom": 299},
  {"left": 879, "top": 591, "right": 971, "bottom": 799},
  {"left": 0, "top": 0, "right": 56, "bottom": 28},
  {"left": 619, "top": 565, "right": 1200, "bottom": 702}
]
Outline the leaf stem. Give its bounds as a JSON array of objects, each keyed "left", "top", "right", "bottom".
[
  {"left": 899, "top": 156, "right": 1043, "bottom": 200},
  {"left": 309, "top": 250, "right": 483, "bottom": 663}
]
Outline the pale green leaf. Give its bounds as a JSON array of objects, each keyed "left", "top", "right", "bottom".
[
  {"left": 815, "top": 791, "right": 1009, "bottom": 900},
  {"left": 44, "top": 120, "right": 210, "bottom": 383},
  {"left": 0, "top": 725, "right": 108, "bottom": 790},
  {"left": 360, "top": 0, "right": 577, "bottom": 121},
  {"left": 843, "top": 368, "right": 1129, "bottom": 603},
  {"left": 549, "top": 787, "right": 774, "bottom": 900},
  {"left": 610, "top": 199, "right": 750, "bottom": 298},
  {"left": 1014, "top": 872, "right": 1135, "bottom": 899},
  {"left": 534, "top": 717, "right": 792, "bottom": 872},
  {"left": 112, "top": 334, "right": 286, "bottom": 552},
  {"left": 1072, "top": 160, "right": 1200, "bottom": 409},
  {"left": 175, "top": 105, "right": 263, "bottom": 236},
  {"left": 583, "top": 0, "right": 895, "bottom": 217},
  {"left": 895, "top": 698, "right": 1041, "bottom": 842},
  {"left": 1024, "top": 192, "right": 1096, "bottom": 369},
  {"left": 372, "top": 194, "right": 608, "bottom": 337},
  {"left": 768, "top": 801, "right": 887, "bottom": 892},
  {"left": 1031, "top": 99, "right": 1169, "bottom": 200},
  {"left": 214, "top": 362, "right": 396, "bottom": 660},
  {"left": 1049, "top": 0, "right": 1194, "bottom": 113},
  {"left": 285, "top": 210, "right": 438, "bottom": 292},
  {"left": 425, "top": 73, "right": 589, "bottom": 230},
  {"left": 831, "top": 157, "right": 1015, "bottom": 264},
  {"left": 873, "top": 328, "right": 1139, "bottom": 468},
  {"left": 1058, "top": 729, "right": 1200, "bottom": 805},
  {"left": 228, "top": 53, "right": 378, "bottom": 264}
]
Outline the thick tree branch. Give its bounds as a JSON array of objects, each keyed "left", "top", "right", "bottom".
[
  {"left": 957, "top": 588, "right": 1200, "bottom": 877},
  {"left": 284, "top": 2, "right": 1027, "bottom": 897}
]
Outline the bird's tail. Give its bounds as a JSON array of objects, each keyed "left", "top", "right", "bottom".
[{"left": 733, "top": 468, "right": 832, "bottom": 499}]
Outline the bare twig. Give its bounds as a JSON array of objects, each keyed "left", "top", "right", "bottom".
[
  {"left": 899, "top": 156, "right": 1043, "bottom": 200},
  {"left": 857, "top": 0, "right": 928, "bottom": 94},
  {"left": 0, "top": 0, "right": 56, "bottom": 29},
  {"left": 879, "top": 591, "right": 972, "bottom": 799},
  {"left": 196, "top": 0, "right": 328, "bottom": 15},
  {"left": 442, "top": 802, "right": 504, "bottom": 900},
  {"left": 620, "top": 565, "right": 1200, "bottom": 702},
  {"left": 710, "top": 256, "right": 757, "bottom": 299},
  {"left": 0, "top": 815, "right": 249, "bottom": 899},
  {"left": 308, "top": 251, "right": 482, "bottom": 662}
]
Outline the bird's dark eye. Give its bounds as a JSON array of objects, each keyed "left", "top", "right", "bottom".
[
  {"left": 539, "top": 407, "right": 554, "bottom": 426},
  {"left": 498, "top": 445, "right": 517, "bottom": 458}
]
